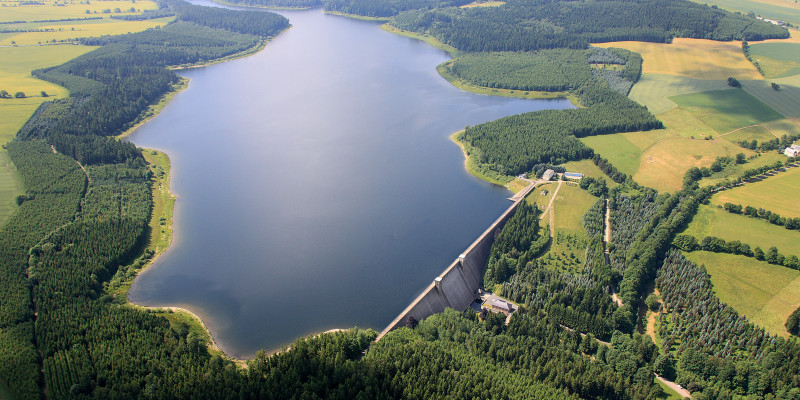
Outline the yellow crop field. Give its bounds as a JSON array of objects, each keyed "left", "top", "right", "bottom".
[
  {"left": 0, "top": 17, "right": 171, "bottom": 45},
  {"left": 596, "top": 39, "right": 762, "bottom": 80},
  {"left": 0, "top": 0, "right": 158, "bottom": 22},
  {"left": 712, "top": 165, "right": 800, "bottom": 219}
]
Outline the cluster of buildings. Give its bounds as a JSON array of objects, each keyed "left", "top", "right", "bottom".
[{"left": 784, "top": 144, "right": 800, "bottom": 158}]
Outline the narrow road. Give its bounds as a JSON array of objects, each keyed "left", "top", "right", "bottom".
[
  {"left": 604, "top": 198, "right": 611, "bottom": 265},
  {"left": 656, "top": 374, "right": 692, "bottom": 399},
  {"left": 540, "top": 179, "right": 563, "bottom": 238}
]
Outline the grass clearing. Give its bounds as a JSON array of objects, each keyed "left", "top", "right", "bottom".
[
  {"left": 685, "top": 251, "right": 800, "bottom": 337},
  {"left": 595, "top": 38, "right": 762, "bottom": 80},
  {"left": 561, "top": 159, "right": 621, "bottom": 188},
  {"left": 551, "top": 183, "right": 598, "bottom": 233},
  {"left": 580, "top": 133, "right": 643, "bottom": 176},
  {"left": 532, "top": 183, "right": 597, "bottom": 273},
  {"left": 0, "top": 149, "right": 22, "bottom": 228},
  {"left": 670, "top": 89, "right": 783, "bottom": 133},
  {"left": 629, "top": 73, "right": 733, "bottom": 114},
  {"left": 742, "top": 76, "right": 800, "bottom": 118},
  {"left": 460, "top": 0, "right": 505, "bottom": 7},
  {"left": 711, "top": 163, "right": 800, "bottom": 218},
  {"left": 527, "top": 182, "right": 556, "bottom": 209},
  {"left": 681, "top": 204, "right": 800, "bottom": 254},
  {"left": 748, "top": 42, "right": 800, "bottom": 78}
]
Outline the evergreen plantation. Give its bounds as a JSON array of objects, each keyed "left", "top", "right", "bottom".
[{"left": 2, "top": 0, "right": 800, "bottom": 398}]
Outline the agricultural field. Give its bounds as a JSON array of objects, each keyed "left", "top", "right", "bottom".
[
  {"left": 580, "top": 133, "right": 643, "bottom": 176},
  {"left": 711, "top": 164, "right": 800, "bottom": 218},
  {"left": 689, "top": 0, "right": 800, "bottom": 28},
  {"left": 670, "top": 89, "right": 783, "bottom": 134},
  {"left": 684, "top": 251, "right": 800, "bottom": 337},
  {"left": 681, "top": 204, "right": 800, "bottom": 254},
  {"left": 0, "top": 45, "right": 95, "bottom": 225},
  {"left": 742, "top": 76, "right": 800, "bottom": 118},
  {"left": 0, "top": 0, "right": 168, "bottom": 46},
  {"left": 748, "top": 42, "right": 800, "bottom": 78},
  {"left": 595, "top": 38, "right": 762, "bottom": 80},
  {"left": 635, "top": 136, "right": 746, "bottom": 191},
  {"left": 628, "top": 74, "right": 732, "bottom": 114}
]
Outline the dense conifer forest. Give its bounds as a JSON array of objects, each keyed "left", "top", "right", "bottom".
[{"left": 2, "top": 0, "right": 798, "bottom": 398}]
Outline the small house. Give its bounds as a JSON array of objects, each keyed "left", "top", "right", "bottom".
[
  {"left": 542, "top": 169, "right": 555, "bottom": 181},
  {"left": 489, "top": 299, "right": 514, "bottom": 314},
  {"left": 784, "top": 144, "right": 800, "bottom": 157}
]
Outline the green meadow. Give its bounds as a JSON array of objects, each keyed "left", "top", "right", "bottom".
[
  {"left": 580, "top": 134, "right": 643, "bottom": 176},
  {"left": 685, "top": 251, "right": 800, "bottom": 337},
  {"left": 682, "top": 204, "right": 800, "bottom": 254},
  {"left": 749, "top": 42, "right": 800, "bottom": 79},
  {"left": 629, "top": 74, "right": 732, "bottom": 114},
  {"left": 688, "top": 0, "right": 800, "bottom": 27},
  {"left": 742, "top": 76, "right": 800, "bottom": 118},
  {"left": 670, "top": 89, "right": 784, "bottom": 134},
  {"left": 712, "top": 165, "right": 800, "bottom": 219}
]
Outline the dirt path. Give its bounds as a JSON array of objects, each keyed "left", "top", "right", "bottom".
[
  {"left": 540, "top": 179, "right": 563, "bottom": 238},
  {"left": 719, "top": 123, "right": 780, "bottom": 139},
  {"left": 657, "top": 374, "right": 692, "bottom": 398}
]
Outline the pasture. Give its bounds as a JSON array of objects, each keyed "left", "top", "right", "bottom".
[
  {"left": 580, "top": 133, "right": 642, "bottom": 176},
  {"left": 551, "top": 183, "right": 598, "bottom": 234},
  {"left": 460, "top": 0, "right": 505, "bottom": 7},
  {"left": 629, "top": 73, "right": 732, "bottom": 114},
  {"left": 595, "top": 39, "right": 762, "bottom": 80},
  {"left": 682, "top": 204, "right": 800, "bottom": 254},
  {"left": 670, "top": 89, "right": 783, "bottom": 133},
  {"left": 712, "top": 163, "right": 800, "bottom": 218},
  {"left": 748, "top": 42, "right": 800, "bottom": 78},
  {"left": 634, "top": 136, "right": 744, "bottom": 191},
  {"left": 742, "top": 76, "right": 800, "bottom": 118},
  {"left": 688, "top": 0, "right": 800, "bottom": 28},
  {"left": 685, "top": 251, "right": 800, "bottom": 337},
  {"left": 531, "top": 183, "right": 596, "bottom": 273}
]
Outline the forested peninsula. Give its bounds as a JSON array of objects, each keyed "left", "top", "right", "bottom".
[{"left": 2, "top": 0, "right": 800, "bottom": 399}]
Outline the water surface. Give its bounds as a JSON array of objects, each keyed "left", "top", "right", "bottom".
[{"left": 128, "top": 6, "right": 573, "bottom": 358}]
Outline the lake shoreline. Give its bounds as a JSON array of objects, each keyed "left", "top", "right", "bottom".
[{"left": 125, "top": 7, "right": 548, "bottom": 361}]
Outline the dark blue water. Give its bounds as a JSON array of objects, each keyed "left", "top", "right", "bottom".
[{"left": 127, "top": 6, "right": 573, "bottom": 358}]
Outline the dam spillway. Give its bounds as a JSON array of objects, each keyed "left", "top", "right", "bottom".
[{"left": 377, "top": 181, "right": 538, "bottom": 339}]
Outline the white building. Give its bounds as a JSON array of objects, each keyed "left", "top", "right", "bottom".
[{"left": 784, "top": 144, "right": 800, "bottom": 157}]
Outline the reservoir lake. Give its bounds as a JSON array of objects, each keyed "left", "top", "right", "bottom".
[{"left": 127, "top": 4, "right": 574, "bottom": 359}]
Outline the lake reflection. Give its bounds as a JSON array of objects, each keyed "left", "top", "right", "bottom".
[{"left": 127, "top": 6, "right": 574, "bottom": 358}]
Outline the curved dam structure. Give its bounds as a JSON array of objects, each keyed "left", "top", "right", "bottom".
[{"left": 377, "top": 181, "right": 538, "bottom": 340}]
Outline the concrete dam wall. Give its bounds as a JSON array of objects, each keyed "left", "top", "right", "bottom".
[{"left": 376, "top": 183, "right": 536, "bottom": 340}]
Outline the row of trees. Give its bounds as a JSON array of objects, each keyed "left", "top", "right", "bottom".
[
  {"left": 674, "top": 234, "right": 800, "bottom": 269},
  {"left": 723, "top": 202, "right": 800, "bottom": 231},
  {"left": 656, "top": 250, "right": 800, "bottom": 398}
]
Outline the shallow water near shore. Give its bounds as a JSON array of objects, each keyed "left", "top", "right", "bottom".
[{"left": 127, "top": 4, "right": 573, "bottom": 359}]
